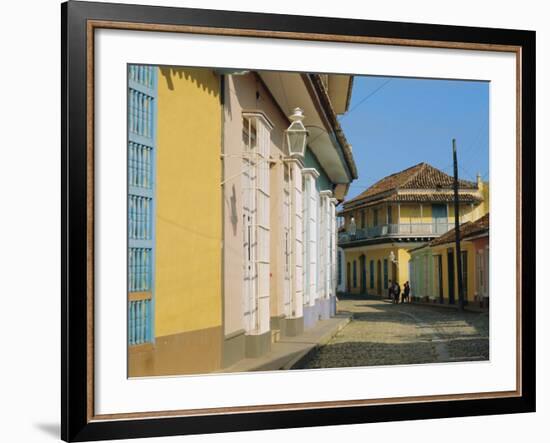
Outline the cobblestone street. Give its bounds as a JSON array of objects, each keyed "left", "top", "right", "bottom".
[{"left": 301, "top": 294, "right": 489, "bottom": 369}]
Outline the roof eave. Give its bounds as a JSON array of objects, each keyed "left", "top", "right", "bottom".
[{"left": 308, "top": 74, "right": 358, "bottom": 181}]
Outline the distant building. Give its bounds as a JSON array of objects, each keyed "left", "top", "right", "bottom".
[
  {"left": 410, "top": 213, "right": 489, "bottom": 306},
  {"left": 337, "top": 162, "right": 489, "bottom": 297}
]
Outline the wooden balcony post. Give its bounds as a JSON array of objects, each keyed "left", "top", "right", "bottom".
[{"left": 397, "top": 203, "right": 401, "bottom": 233}]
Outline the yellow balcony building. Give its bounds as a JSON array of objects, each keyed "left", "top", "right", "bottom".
[{"left": 337, "top": 162, "right": 489, "bottom": 297}]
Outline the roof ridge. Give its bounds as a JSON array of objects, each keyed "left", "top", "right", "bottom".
[
  {"left": 369, "top": 162, "right": 425, "bottom": 185},
  {"left": 343, "top": 161, "right": 479, "bottom": 208},
  {"left": 400, "top": 162, "right": 428, "bottom": 189},
  {"left": 347, "top": 162, "right": 425, "bottom": 203}
]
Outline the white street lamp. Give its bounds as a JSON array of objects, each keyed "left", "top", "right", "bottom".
[
  {"left": 389, "top": 250, "right": 399, "bottom": 288},
  {"left": 286, "top": 107, "right": 308, "bottom": 158}
]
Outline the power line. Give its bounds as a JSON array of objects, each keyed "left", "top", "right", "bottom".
[
  {"left": 305, "top": 78, "right": 394, "bottom": 148},
  {"left": 458, "top": 124, "right": 489, "bottom": 172},
  {"left": 458, "top": 164, "right": 477, "bottom": 181},
  {"left": 342, "top": 78, "right": 393, "bottom": 119}
]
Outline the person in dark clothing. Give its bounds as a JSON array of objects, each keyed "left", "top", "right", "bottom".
[
  {"left": 403, "top": 281, "right": 411, "bottom": 303},
  {"left": 394, "top": 282, "right": 401, "bottom": 304},
  {"left": 387, "top": 280, "right": 393, "bottom": 300}
]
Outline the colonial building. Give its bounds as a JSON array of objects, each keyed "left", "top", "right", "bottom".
[
  {"left": 127, "top": 65, "right": 357, "bottom": 376},
  {"left": 338, "top": 162, "right": 489, "bottom": 297},
  {"left": 128, "top": 66, "right": 224, "bottom": 376},
  {"left": 222, "top": 71, "right": 357, "bottom": 366},
  {"left": 409, "top": 213, "right": 489, "bottom": 306}
]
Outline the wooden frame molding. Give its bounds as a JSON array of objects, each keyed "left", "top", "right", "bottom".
[{"left": 62, "top": 1, "right": 535, "bottom": 441}]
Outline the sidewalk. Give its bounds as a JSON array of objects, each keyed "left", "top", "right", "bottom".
[{"left": 220, "top": 314, "right": 352, "bottom": 373}]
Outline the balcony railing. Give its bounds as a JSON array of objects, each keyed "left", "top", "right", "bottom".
[{"left": 339, "top": 222, "right": 454, "bottom": 243}]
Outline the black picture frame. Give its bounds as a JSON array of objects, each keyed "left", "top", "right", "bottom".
[{"left": 62, "top": 1, "right": 536, "bottom": 441}]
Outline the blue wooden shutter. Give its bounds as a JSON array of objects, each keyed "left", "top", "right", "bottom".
[{"left": 128, "top": 65, "right": 157, "bottom": 346}]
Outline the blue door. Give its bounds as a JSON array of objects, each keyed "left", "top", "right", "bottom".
[{"left": 432, "top": 204, "right": 448, "bottom": 234}]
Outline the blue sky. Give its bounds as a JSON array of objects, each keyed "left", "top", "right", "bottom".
[{"left": 338, "top": 76, "right": 489, "bottom": 200}]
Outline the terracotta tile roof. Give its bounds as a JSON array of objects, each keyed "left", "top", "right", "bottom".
[
  {"left": 344, "top": 162, "right": 477, "bottom": 209},
  {"left": 384, "top": 193, "right": 482, "bottom": 204},
  {"left": 428, "top": 213, "right": 489, "bottom": 247},
  {"left": 338, "top": 193, "right": 482, "bottom": 215},
  {"left": 338, "top": 192, "right": 483, "bottom": 215}
]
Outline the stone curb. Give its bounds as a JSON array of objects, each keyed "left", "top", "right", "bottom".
[{"left": 283, "top": 315, "right": 352, "bottom": 370}]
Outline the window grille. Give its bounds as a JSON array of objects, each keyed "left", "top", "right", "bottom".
[{"left": 128, "top": 65, "right": 157, "bottom": 346}]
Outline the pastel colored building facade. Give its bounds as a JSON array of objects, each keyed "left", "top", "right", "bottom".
[
  {"left": 127, "top": 65, "right": 357, "bottom": 376},
  {"left": 128, "top": 66, "right": 223, "bottom": 377},
  {"left": 221, "top": 71, "right": 357, "bottom": 366},
  {"left": 409, "top": 213, "right": 489, "bottom": 306},
  {"left": 338, "top": 163, "right": 489, "bottom": 298}
]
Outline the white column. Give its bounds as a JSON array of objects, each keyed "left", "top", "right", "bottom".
[
  {"left": 330, "top": 198, "right": 338, "bottom": 297},
  {"left": 320, "top": 190, "right": 333, "bottom": 299},
  {"left": 284, "top": 158, "right": 304, "bottom": 319},
  {"left": 242, "top": 113, "right": 273, "bottom": 336},
  {"left": 397, "top": 203, "right": 401, "bottom": 234},
  {"left": 302, "top": 168, "right": 319, "bottom": 308},
  {"left": 318, "top": 194, "right": 326, "bottom": 300}
]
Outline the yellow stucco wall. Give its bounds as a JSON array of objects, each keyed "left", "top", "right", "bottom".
[
  {"left": 154, "top": 67, "right": 222, "bottom": 338},
  {"left": 344, "top": 198, "right": 489, "bottom": 230},
  {"left": 469, "top": 181, "right": 490, "bottom": 222},
  {"left": 397, "top": 248, "right": 411, "bottom": 284},
  {"left": 344, "top": 245, "right": 411, "bottom": 296},
  {"left": 399, "top": 203, "right": 434, "bottom": 224}
]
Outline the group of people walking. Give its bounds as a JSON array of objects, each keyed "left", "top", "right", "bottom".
[{"left": 388, "top": 280, "right": 411, "bottom": 304}]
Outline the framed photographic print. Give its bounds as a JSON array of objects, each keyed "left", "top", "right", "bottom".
[{"left": 61, "top": 0, "right": 535, "bottom": 441}]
